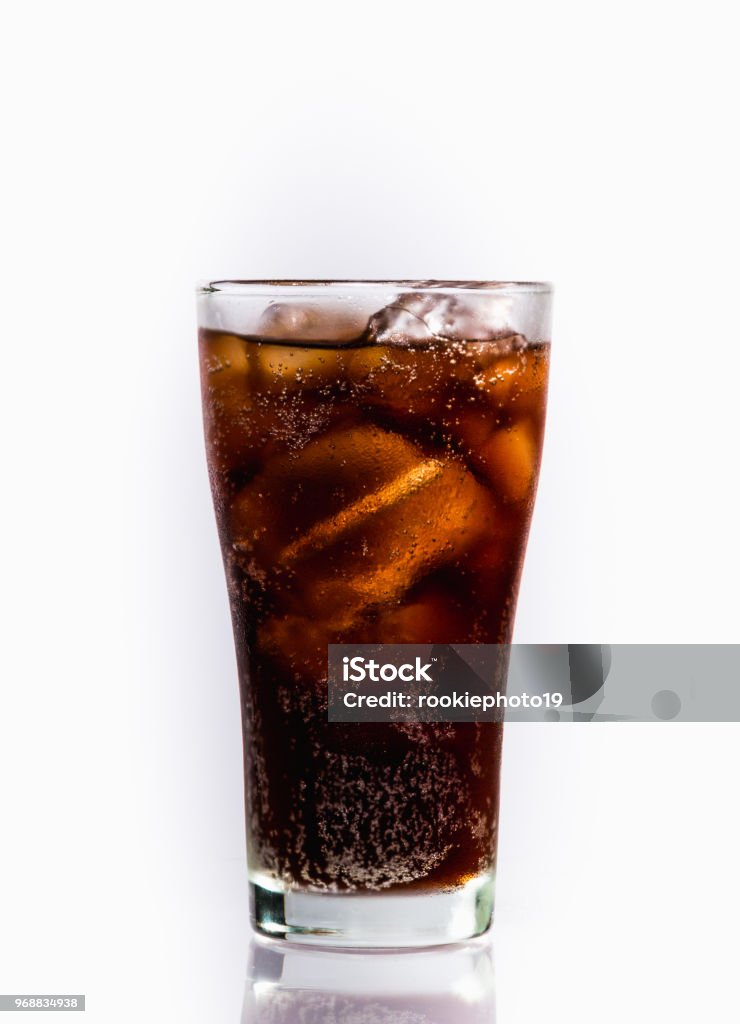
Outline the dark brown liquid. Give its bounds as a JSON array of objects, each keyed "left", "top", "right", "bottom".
[{"left": 199, "top": 324, "right": 549, "bottom": 892}]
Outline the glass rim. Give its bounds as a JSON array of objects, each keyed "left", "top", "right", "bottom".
[{"left": 197, "top": 279, "right": 553, "bottom": 297}]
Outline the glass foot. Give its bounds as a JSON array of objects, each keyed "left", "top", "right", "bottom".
[{"left": 249, "top": 873, "right": 494, "bottom": 948}]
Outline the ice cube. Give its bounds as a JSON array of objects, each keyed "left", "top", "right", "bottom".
[
  {"left": 346, "top": 343, "right": 447, "bottom": 407},
  {"left": 344, "top": 344, "right": 480, "bottom": 437},
  {"left": 257, "top": 301, "right": 366, "bottom": 343},
  {"left": 479, "top": 421, "right": 538, "bottom": 503},
  {"left": 439, "top": 345, "right": 549, "bottom": 471},
  {"left": 201, "top": 331, "right": 249, "bottom": 381},
  {"left": 229, "top": 422, "right": 428, "bottom": 569},
  {"left": 375, "top": 582, "right": 471, "bottom": 644},
  {"left": 239, "top": 423, "right": 496, "bottom": 680},
  {"left": 367, "top": 288, "right": 522, "bottom": 344},
  {"left": 251, "top": 342, "right": 352, "bottom": 393},
  {"left": 470, "top": 346, "right": 549, "bottom": 413},
  {"left": 275, "top": 435, "right": 492, "bottom": 615},
  {"left": 257, "top": 613, "right": 354, "bottom": 686}
]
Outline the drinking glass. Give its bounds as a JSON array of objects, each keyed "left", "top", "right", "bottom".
[{"left": 198, "top": 280, "right": 551, "bottom": 946}]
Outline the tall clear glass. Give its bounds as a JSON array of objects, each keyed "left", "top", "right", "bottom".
[{"left": 197, "top": 281, "right": 551, "bottom": 946}]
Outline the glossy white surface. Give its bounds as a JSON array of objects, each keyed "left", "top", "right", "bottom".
[
  {"left": 242, "top": 937, "right": 497, "bottom": 1022},
  {"left": 1, "top": 0, "right": 739, "bottom": 1019}
]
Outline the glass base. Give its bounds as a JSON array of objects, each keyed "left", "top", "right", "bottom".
[{"left": 249, "top": 873, "right": 494, "bottom": 948}]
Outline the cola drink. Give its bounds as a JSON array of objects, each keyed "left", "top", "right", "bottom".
[{"left": 198, "top": 282, "right": 550, "bottom": 944}]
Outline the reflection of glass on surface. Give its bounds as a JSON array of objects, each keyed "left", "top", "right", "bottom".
[{"left": 241, "top": 935, "right": 496, "bottom": 1023}]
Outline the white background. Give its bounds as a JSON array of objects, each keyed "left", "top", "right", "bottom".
[{"left": 1, "top": 1, "right": 739, "bottom": 1021}]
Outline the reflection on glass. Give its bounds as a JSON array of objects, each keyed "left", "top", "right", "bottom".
[{"left": 242, "top": 934, "right": 496, "bottom": 1023}]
